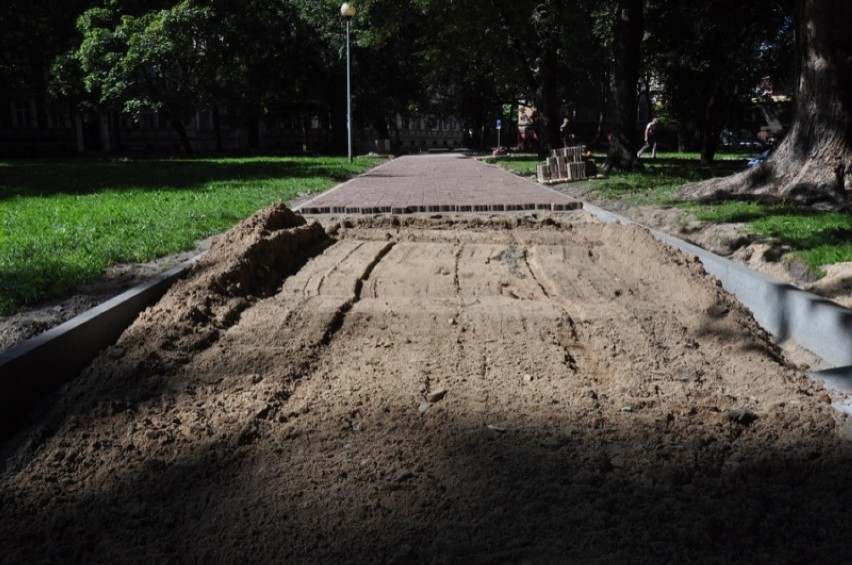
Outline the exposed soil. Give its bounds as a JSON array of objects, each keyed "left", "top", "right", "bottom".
[
  {"left": 4, "top": 180, "right": 849, "bottom": 355},
  {"left": 556, "top": 181, "right": 852, "bottom": 310},
  {"left": 2, "top": 205, "right": 852, "bottom": 563}
]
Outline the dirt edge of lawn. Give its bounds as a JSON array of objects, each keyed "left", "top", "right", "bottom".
[{"left": 552, "top": 180, "right": 852, "bottom": 313}]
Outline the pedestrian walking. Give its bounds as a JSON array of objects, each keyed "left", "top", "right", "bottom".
[
  {"left": 637, "top": 117, "right": 659, "bottom": 159},
  {"left": 560, "top": 118, "right": 574, "bottom": 148}
]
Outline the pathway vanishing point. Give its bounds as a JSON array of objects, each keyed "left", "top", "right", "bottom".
[{"left": 296, "top": 153, "right": 582, "bottom": 214}]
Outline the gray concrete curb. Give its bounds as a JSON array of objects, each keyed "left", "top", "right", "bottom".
[{"left": 0, "top": 257, "right": 197, "bottom": 419}]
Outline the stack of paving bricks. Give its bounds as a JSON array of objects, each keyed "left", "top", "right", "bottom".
[{"left": 536, "top": 146, "right": 592, "bottom": 184}]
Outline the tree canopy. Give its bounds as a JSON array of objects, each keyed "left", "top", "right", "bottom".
[
  {"left": 683, "top": 0, "right": 851, "bottom": 208},
  {"left": 10, "top": 0, "right": 849, "bottom": 207},
  {"left": 645, "top": 0, "right": 793, "bottom": 164}
]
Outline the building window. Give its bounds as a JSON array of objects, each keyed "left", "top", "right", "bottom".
[
  {"left": 45, "top": 109, "right": 70, "bottom": 129},
  {"left": 11, "top": 100, "right": 36, "bottom": 128}
]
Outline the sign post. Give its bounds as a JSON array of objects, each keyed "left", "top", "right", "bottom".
[{"left": 496, "top": 118, "right": 503, "bottom": 149}]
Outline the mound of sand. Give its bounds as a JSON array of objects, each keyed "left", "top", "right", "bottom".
[{"left": 2, "top": 206, "right": 851, "bottom": 562}]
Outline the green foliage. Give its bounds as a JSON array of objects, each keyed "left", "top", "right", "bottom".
[
  {"left": 8, "top": 0, "right": 798, "bottom": 162},
  {"left": 69, "top": 0, "right": 343, "bottom": 153},
  {"left": 644, "top": 0, "right": 794, "bottom": 158},
  {"left": 362, "top": 0, "right": 607, "bottom": 148},
  {"left": 0, "top": 156, "right": 382, "bottom": 314},
  {"left": 75, "top": 2, "right": 215, "bottom": 114},
  {"left": 1, "top": 0, "right": 92, "bottom": 106}
]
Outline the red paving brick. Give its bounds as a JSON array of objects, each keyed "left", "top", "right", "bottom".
[{"left": 296, "top": 153, "right": 582, "bottom": 214}]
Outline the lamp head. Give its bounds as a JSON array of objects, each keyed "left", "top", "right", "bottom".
[{"left": 341, "top": 3, "right": 356, "bottom": 19}]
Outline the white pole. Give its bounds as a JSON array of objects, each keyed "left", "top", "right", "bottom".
[{"left": 346, "top": 18, "right": 353, "bottom": 163}]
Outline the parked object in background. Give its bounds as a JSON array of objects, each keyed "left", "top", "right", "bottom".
[
  {"left": 537, "top": 146, "right": 595, "bottom": 184},
  {"left": 748, "top": 148, "right": 773, "bottom": 168}
]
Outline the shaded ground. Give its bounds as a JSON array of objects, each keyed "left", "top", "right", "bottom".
[
  {"left": 0, "top": 238, "right": 214, "bottom": 353},
  {"left": 2, "top": 205, "right": 851, "bottom": 563}
]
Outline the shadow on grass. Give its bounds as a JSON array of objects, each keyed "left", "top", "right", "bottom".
[
  {"left": 594, "top": 159, "right": 748, "bottom": 200},
  {"left": 0, "top": 258, "right": 90, "bottom": 315},
  {"left": 691, "top": 197, "right": 852, "bottom": 263},
  {"left": 0, "top": 157, "right": 368, "bottom": 200},
  {"left": 643, "top": 159, "right": 747, "bottom": 181}
]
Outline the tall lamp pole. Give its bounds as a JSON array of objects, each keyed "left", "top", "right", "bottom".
[{"left": 341, "top": 3, "right": 356, "bottom": 163}]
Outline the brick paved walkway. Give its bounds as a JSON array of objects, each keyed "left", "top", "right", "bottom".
[{"left": 296, "top": 153, "right": 582, "bottom": 214}]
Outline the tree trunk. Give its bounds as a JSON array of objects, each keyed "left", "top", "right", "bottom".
[
  {"left": 685, "top": 0, "right": 852, "bottom": 208},
  {"left": 110, "top": 111, "right": 122, "bottom": 154},
  {"left": 371, "top": 116, "right": 389, "bottom": 140},
  {"left": 676, "top": 122, "right": 687, "bottom": 153},
  {"left": 699, "top": 90, "right": 725, "bottom": 165},
  {"left": 170, "top": 118, "right": 194, "bottom": 158},
  {"left": 699, "top": 78, "right": 740, "bottom": 165},
  {"left": 534, "top": 48, "right": 561, "bottom": 156},
  {"left": 301, "top": 115, "right": 313, "bottom": 153},
  {"left": 213, "top": 106, "right": 222, "bottom": 152},
  {"left": 603, "top": 0, "right": 644, "bottom": 172}
]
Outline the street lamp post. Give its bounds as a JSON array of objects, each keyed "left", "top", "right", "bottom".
[{"left": 341, "top": 3, "right": 356, "bottom": 163}]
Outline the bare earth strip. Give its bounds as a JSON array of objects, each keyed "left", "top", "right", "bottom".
[{"left": 2, "top": 206, "right": 851, "bottom": 563}]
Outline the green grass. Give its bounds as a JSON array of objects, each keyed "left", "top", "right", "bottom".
[
  {"left": 590, "top": 157, "right": 747, "bottom": 204},
  {"left": 490, "top": 151, "right": 851, "bottom": 276},
  {"left": 687, "top": 202, "right": 852, "bottom": 274},
  {"left": 482, "top": 154, "right": 541, "bottom": 176},
  {"left": 0, "top": 155, "right": 383, "bottom": 314},
  {"left": 489, "top": 152, "right": 747, "bottom": 205}
]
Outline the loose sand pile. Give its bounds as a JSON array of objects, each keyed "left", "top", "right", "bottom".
[{"left": 2, "top": 205, "right": 851, "bottom": 563}]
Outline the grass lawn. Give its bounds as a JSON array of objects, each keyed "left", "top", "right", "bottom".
[
  {"left": 489, "top": 151, "right": 852, "bottom": 276},
  {"left": 685, "top": 201, "right": 852, "bottom": 275},
  {"left": 0, "top": 155, "right": 383, "bottom": 314}
]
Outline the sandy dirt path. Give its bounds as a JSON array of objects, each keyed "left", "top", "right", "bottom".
[{"left": 2, "top": 206, "right": 851, "bottom": 563}]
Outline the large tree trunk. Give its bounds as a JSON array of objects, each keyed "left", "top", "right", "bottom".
[
  {"left": 534, "top": 49, "right": 561, "bottom": 156},
  {"left": 531, "top": 0, "right": 564, "bottom": 156},
  {"left": 698, "top": 83, "right": 737, "bottom": 166},
  {"left": 603, "top": 0, "right": 644, "bottom": 172},
  {"left": 685, "top": 0, "right": 852, "bottom": 208}
]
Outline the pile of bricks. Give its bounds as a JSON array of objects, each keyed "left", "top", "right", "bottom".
[{"left": 536, "top": 146, "right": 595, "bottom": 184}]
